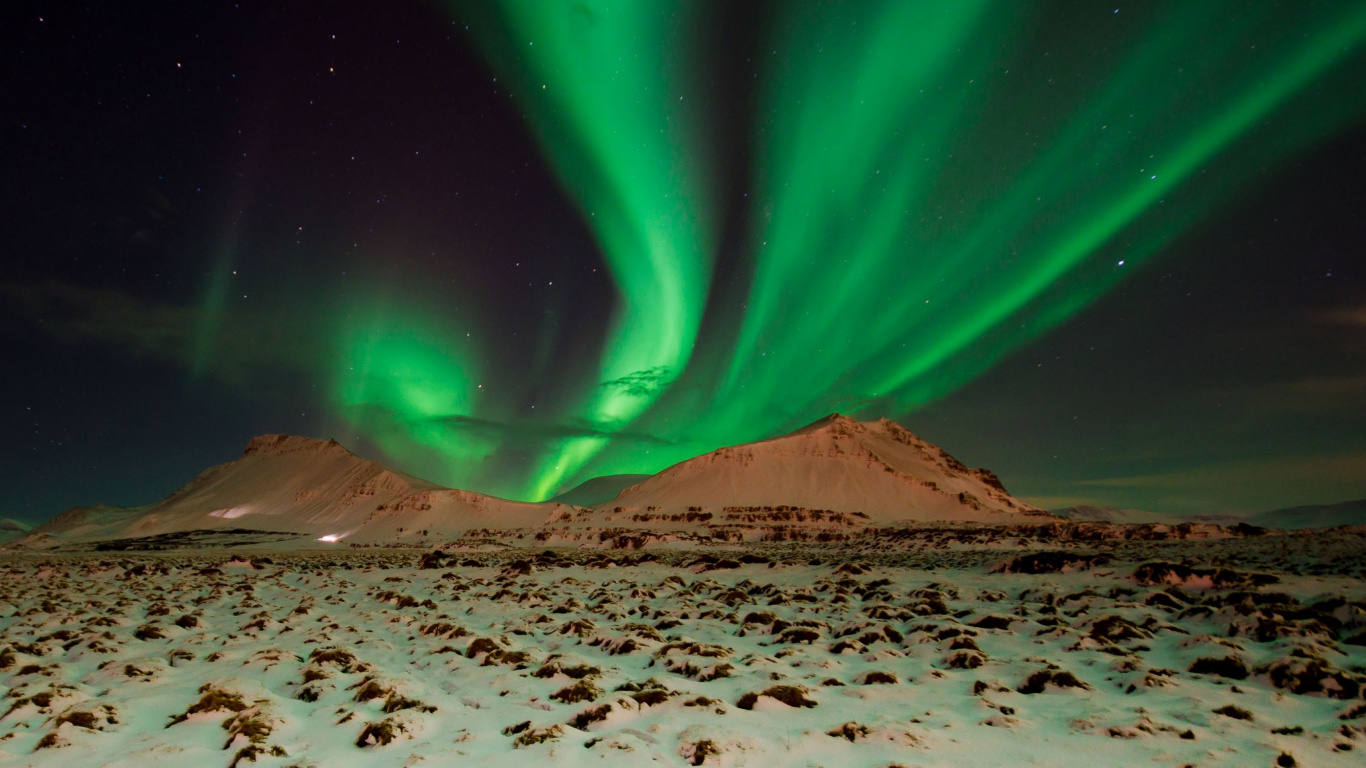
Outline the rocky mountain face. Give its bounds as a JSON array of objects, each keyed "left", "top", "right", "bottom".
[{"left": 540, "top": 415, "right": 1052, "bottom": 544}]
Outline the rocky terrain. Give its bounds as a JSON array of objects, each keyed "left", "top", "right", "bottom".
[
  {"left": 1, "top": 530, "right": 1364, "bottom": 767},
  {"left": 5, "top": 415, "right": 1364, "bottom": 766}
]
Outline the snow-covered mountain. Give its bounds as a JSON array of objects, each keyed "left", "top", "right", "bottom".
[
  {"left": 590, "top": 414, "right": 1051, "bottom": 524},
  {"left": 14, "top": 434, "right": 566, "bottom": 547}
]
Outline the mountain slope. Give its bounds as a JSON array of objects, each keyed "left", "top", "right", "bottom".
[
  {"left": 1051, "top": 505, "right": 1183, "bottom": 525},
  {"left": 17, "top": 434, "right": 564, "bottom": 547},
  {"left": 595, "top": 414, "right": 1051, "bottom": 524},
  {"left": 13, "top": 418, "right": 1058, "bottom": 549},
  {"left": 551, "top": 474, "right": 652, "bottom": 507},
  {"left": 0, "top": 517, "right": 31, "bottom": 543},
  {"left": 17, "top": 504, "right": 144, "bottom": 543},
  {"left": 1251, "top": 498, "right": 1366, "bottom": 529}
]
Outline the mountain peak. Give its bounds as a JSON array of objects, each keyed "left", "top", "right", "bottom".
[
  {"left": 791, "top": 412, "right": 867, "bottom": 435},
  {"left": 243, "top": 434, "right": 350, "bottom": 457},
  {"left": 596, "top": 415, "right": 1047, "bottom": 523}
]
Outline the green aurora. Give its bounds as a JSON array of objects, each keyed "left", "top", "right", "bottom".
[
  {"left": 329, "top": 0, "right": 1366, "bottom": 500},
  {"left": 457, "top": 0, "right": 719, "bottom": 500},
  {"left": 336, "top": 298, "right": 493, "bottom": 474}
]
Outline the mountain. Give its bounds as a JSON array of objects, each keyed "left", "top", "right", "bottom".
[
  {"left": 1250, "top": 498, "right": 1366, "bottom": 529},
  {"left": 17, "top": 504, "right": 145, "bottom": 542},
  {"left": 589, "top": 414, "right": 1052, "bottom": 524},
  {"left": 1051, "top": 505, "right": 1183, "bottom": 525},
  {"left": 11, "top": 418, "right": 1055, "bottom": 550},
  {"left": 0, "top": 517, "right": 31, "bottom": 543},
  {"left": 13, "top": 434, "right": 567, "bottom": 548},
  {"left": 550, "top": 474, "right": 652, "bottom": 507}
]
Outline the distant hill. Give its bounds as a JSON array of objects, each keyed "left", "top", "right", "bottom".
[
  {"left": 589, "top": 414, "right": 1051, "bottom": 524},
  {"left": 17, "top": 504, "right": 144, "bottom": 542},
  {"left": 1051, "top": 505, "right": 1183, "bottom": 525},
  {"left": 0, "top": 518, "right": 31, "bottom": 543},
  {"left": 1251, "top": 498, "right": 1366, "bottom": 529},
  {"left": 550, "top": 474, "right": 652, "bottom": 507},
  {"left": 1050, "top": 500, "right": 1366, "bottom": 530}
]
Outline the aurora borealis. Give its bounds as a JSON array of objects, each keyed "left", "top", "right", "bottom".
[
  {"left": 458, "top": 0, "right": 718, "bottom": 500},
  {"left": 5, "top": 1, "right": 1366, "bottom": 521}
]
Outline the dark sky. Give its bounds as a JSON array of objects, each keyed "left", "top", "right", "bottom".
[{"left": 4, "top": 1, "right": 1365, "bottom": 523}]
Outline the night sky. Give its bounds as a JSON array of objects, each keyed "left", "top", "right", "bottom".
[{"left": 5, "top": 1, "right": 1366, "bottom": 523}]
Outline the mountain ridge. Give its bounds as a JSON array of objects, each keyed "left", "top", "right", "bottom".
[
  {"left": 1251, "top": 498, "right": 1366, "bottom": 530},
  {"left": 586, "top": 413, "right": 1050, "bottom": 524},
  {"left": 6, "top": 415, "right": 1154, "bottom": 549},
  {"left": 12, "top": 434, "right": 565, "bottom": 549}
]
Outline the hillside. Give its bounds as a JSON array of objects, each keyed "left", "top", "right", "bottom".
[
  {"left": 10, "top": 419, "right": 1061, "bottom": 550},
  {"left": 586, "top": 414, "right": 1050, "bottom": 525},
  {"left": 1252, "top": 498, "right": 1366, "bottom": 529},
  {"left": 1051, "top": 505, "right": 1183, "bottom": 525},
  {"left": 11, "top": 434, "right": 564, "bottom": 548},
  {"left": 550, "top": 474, "right": 652, "bottom": 507},
  {"left": 0, "top": 517, "right": 31, "bottom": 543}
]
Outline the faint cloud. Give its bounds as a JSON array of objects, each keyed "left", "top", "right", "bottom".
[
  {"left": 1323, "top": 305, "right": 1366, "bottom": 327},
  {"left": 1238, "top": 375, "right": 1366, "bottom": 415},
  {"left": 1169, "top": 370, "right": 1366, "bottom": 426},
  {"left": 1074, "top": 452, "right": 1366, "bottom": 514},
  {"left": 0, "top": 281, "right": 316, "bottom": 383},
  {"left": 1278, "top": 375, "right": 1366, "bottom": 399},
  {"left": 2, "top": 281, "right": 194, "bottom": 360}
]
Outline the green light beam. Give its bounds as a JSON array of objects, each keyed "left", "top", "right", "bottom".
[{"left": 456, "top": 0, "right": 717, "bottom": 498}]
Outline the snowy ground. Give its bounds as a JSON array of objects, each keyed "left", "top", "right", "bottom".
[{"left": 1, "top": 539, "right": 1364, "bottom": 767}]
